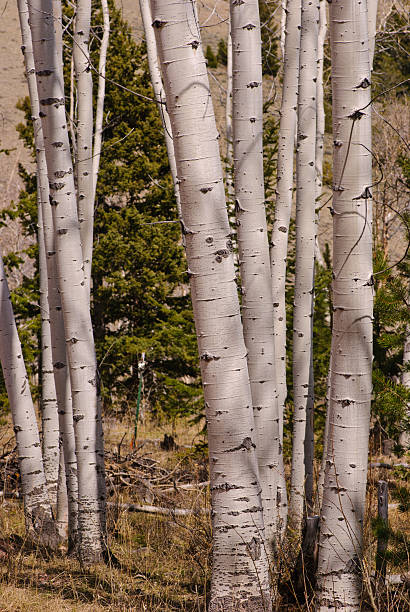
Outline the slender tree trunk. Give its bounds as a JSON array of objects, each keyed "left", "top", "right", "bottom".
[
  {"left": 29, "top": 0, "right": 105, "bottom": 563},
  {"left": 368, "top": 0, "right": 378, "bottom": 68},
  {"left": 17, "top": 0, "right": 78, "bottom": 546},
  {"left": 151, "top": 0, "right": 271, "bottom": 608},
  {"left": 314, "top": 0, "right": 327, "bottom": 266},
  {"left": 39, "top": 201, "right": 59, "bottom": 509},
  {"left": 270, "top": 3, "right": 301, "bottom": 528},
  {"left": 316, "top": 0, "right": 373, "bottom": 607},
  {"left": 225, "top": 23, "right": 234, "bottom": 203},
  {"left": 0, "top": 256, "right": 58, "bottom": 547},
  {"left": 18, "top": 0, "right": 59, "bottom": 516},
  {"left": 56, "top": 445, "right": 69, "bottom": 538},
  {"left": 73, "top": 0, "right": 94, "bottom": 296},
  {"left": 230, "top": 0, "right": 283, "bottom": 549},
  {"left": 139, "top": 0, "right": 181, "bottom": 217},
  {"left": 92, "top": 0, "right": 110, "bottom": 202},
  {"left": 289, "top": 0, "right": 319, "bottom": 534},
  {"left": 315, "top": 0, "right": 326, "bottom": 203}
]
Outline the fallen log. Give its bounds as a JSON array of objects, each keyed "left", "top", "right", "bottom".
[{"left": 108, "top": 502, "right": 209, "bottom": 517}]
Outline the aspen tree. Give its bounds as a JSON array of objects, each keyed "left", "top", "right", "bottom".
[
  {"left": 28, "top": 0, "right": 105, "bottom": 562},
  {"left": 17, "top": 0, "right": 79, "bottom": 546},
  {"left": 92, "top": 0, "right": 110, "bottom": 202},
  {"left": 316, "top": 0, "right": 373, "bottom": 607},
  {"left": 315, "top": 0, "right": 326, "bottom": 204},
  {"left": 230, "top": 0, "right": 283, "bottom": 547},
  {"left": 17, "top": 0, "right": 59, "bottom": 513},
  {"left": 0, "top": 256, "right": 58, "bottom": 546},
  {"left": 270, "top": 1, "right": 301, "bottom": 512},
  {"left": 151, "top": 0, "right": 271, "bottom": 608},
  {"left": 73, "top": 0, "right": 94, "bottom": 295},
  {"left": 39, "top": 202, "right": 59, "bottom": 509},
  {"left": 289, "top": 0, "right": 319, "bottom": 533},
  {"left": 139, "top": 0, "right": 181, "bottom": 216}
]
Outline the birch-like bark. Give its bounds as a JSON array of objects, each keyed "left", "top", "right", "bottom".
[
  {"left": 270, "top": 0, "right": 301, "bottom": 478},
  {"left": 315, "top": 0, "right": 326, "bottom": 203},
  {"left": 139, "top": 0, "right": 181, "bottom": 217},
  {"left": 17, "top": 0, "right": 78, "bottom": 545},
  {"left": 73, "top": 0, "right": 94, "bottom": 295},
  {"left": 316, "top": 0, "right": 373, "bottom": 607},
  {"left": 29, "top": 0, "right": 105, "bottom": 563},
  {"left": 289, "top": 0, "right": 319, "bottom": 534},
  {"left": 368, "top": 0, "right": 378, "bottom": 68},
  {"left": 151, "top": 1, "right": 271, "bottom": 608},
  {"left": 0, "top": 256, "right": 58, "bottom": 547},
  {"left": 225, "top": 24, "right": 234, "bottom": 203},
  {"left": 18, "top": 0, "right": 59, "bottom": 515},
  {"left": 92, "top": 0, "right": 110, "bottom": 202},
  {"left": 230, "top": 0, "right": 283, "bottom": 548},
  {"left": 39, "top": 200, "right": 59, "bottom": 509},
  {"left": 56, "top": 445, "right": 69, "bottom": 538}
]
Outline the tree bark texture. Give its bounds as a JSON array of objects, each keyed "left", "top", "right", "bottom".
[
  {"left": 18, "top": 0, "right": 79, "bottom": 548},
  {"left": 316, "top": 0, "right": 373, "bottom": 608},
  {"left": 73, "top": 0, "right": 94, "bottom": 296},
  {"left": 92, "top": 0, "right": 110, "bottom": 202},
  {"left": 289, "top": 0, "right": 319, "bottom": 533},
  {"left": 0, "top": 256, "right": 58, "bottom": 547},
  {"left": 230, "top": 0, "right": 283, "bottom": 549},
  {"left": 28, "top": 0, "right": 105, "bottom": 562},
  {"left": 38, "top": 198, "right": 60, "bottom": 509},
  {"left": 139, "top": 0, "right": 181, "bottom": 218},
  {"left": 270, "top": 1, "right": 301, "bottom": 510},
  {"left": 151, "top": 0, "right": 271, "bottom": 608}
]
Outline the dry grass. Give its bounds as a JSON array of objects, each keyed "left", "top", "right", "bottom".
[{"left": 0, "top": 416, "right": 408, "bottom": 611}]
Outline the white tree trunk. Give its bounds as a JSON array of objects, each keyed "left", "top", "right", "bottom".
[
  {"left": 368, "top": 0, "right": 379, "bottom": 68},
  {"left": 225, "top": 24, "right": 234, "bottom": 204},
  {"left": 289, "top": 0, "right": 319, "bottom": 533},
  {"left": 230, "top": 0, "right": 283, "bottom": 549},
  {"left": 315, "top": 0, "right": 326, "bottom": 203},
  {"left": 29, "top": 0, "right": 105, "bottom": 563},
  {"left": 316, "top": 0, "right": 373, "bottom": 608},
  {"left": 150, "top": 0, "right": 271, "bottom": 608},
  {"left": 0, "top": 256, "right": 58, "bottom": 546},
  {"left": 270, "top": 0, "right": 301, "bottom": 491},
  {"left": 139, "top": 0, "right": 181, "bottom": 217},
  {"left": 18, "top": 0, "right": 79, "bottom": 548},
  {"left": 39, "top": 200, "right": 59, "bottom": 509},
  {"left": 56, "top": 445, "right": 69, "bottom": 538},
  {"left": 92, "top": 0, "right": 110, "bottom": 202},
  {"left": 73, "top": 0, "right": 94, "bottom": 296},
  {"left": 18, "top": 0, "right": 59, "bottom": 516}
]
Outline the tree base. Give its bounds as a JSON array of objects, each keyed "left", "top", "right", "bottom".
[
  {"left": 26, "top": 506, "right": 60, "bottom": 550},
  {"left": 208, "top": 594, "right": 271, "bottom": 612}
]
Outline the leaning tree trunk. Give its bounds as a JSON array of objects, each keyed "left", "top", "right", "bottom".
[
  {"left": 73, "top": 0, "right": 94, "bottom": 296},
  {"left": 151, "top": 0, "right": 271, "bottom": 609},
  {"left": 289, "top": 0, "right": 318, "bottom": 534},
  {"left": 28, "top": 0, "right": 105, "bottom": 563},
  {"left": 18, "top": 0, "right": 79, "bottom": 549},
  {"left": 230, "top": 0, "right": 283, "bottom": 549},
  {"left": 316, "top": 0, "right": 373, "bottom": 608},
  {"left": 0, "top": 256, "right": 58, "bottom": 547},
  {"left": 92, "top": 0, "right": 110, "bottom": 202},
  {"left": 139, "top": 0, "right": 181, "bottom": 217},
  {"left": 270, "top": 2, "right": 301, "bottom": 527}
]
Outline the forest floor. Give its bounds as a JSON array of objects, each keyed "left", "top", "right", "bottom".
[{"left": 0, "top": 414, "right": 408, "bottom": 611}]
